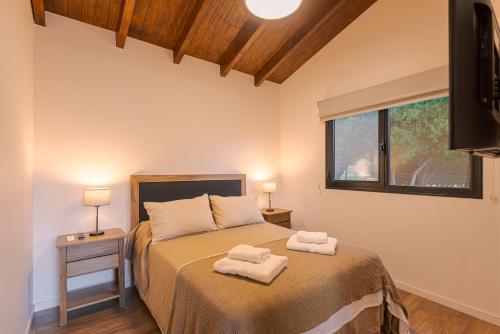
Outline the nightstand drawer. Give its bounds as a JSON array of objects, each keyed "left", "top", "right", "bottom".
[
  {"left": 67, "top": 239, "right": 118, "bottom": 262},
  {"left": 261, "top": 208, "right": 293, "bottom": 229},
  {"left": 274, "top": 221, "right": 291, "bottom": 228},
  {"left": 264, "top": 212, "right": 290, "bottom": 224},
  {"left": 67, "top": 254, "right": 119, "bottom": 277}
]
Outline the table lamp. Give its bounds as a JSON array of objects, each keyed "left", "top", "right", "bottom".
[
  {"left": 83, "top": 188, "right": 110, "bottom": 236},
  {"left": 262, "top": 182, "right": 277, "bottom": 212}
]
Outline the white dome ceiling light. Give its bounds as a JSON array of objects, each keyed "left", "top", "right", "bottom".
[{"left": 244, "top": 0, "right": 303, "bottom": 20}]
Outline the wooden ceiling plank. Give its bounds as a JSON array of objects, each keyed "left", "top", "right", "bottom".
[
  {"left": 95, "top": 0, "right": 111, "bottom": 28},
  {"left": 173, "top": 0, "right": 212, "bottom": 64},
  {"left": 219, "top": 17, "right": 265, "bottom": 77},
  {"left": 68, "top": 0, "right": 83, "bottom": 22},
  {"left": 116, "top": 0, "right": 137, "bottom": 48},
  {"left": 82, "top": 0, "right": 97, "bottom": 25},
  {"left": 54, "top": 0, "right": 69, "bottom": 16},
  {"left": 254, "top": 0, "right": 347, "bottom": 87},
  {"left": 45, "top": 0, "right": 55, "bottom": 12},
  {"left": 32, "top": 0, "right": 46, "bottom": 26},
  {"left": 108, "top": 0, "right": 123, "bottom": 31},
  {"left": 128, "top": 0, "right": 151, "bottom": 37},
  {"left": 138, "top": 0, "right": 164, "bottom": 42}
]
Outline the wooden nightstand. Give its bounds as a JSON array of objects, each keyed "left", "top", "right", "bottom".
[
  {"left": 261, "top": 208, "right": 293, "bottom": 229},
  {"left": 56, "top": 228, "right": 126, "bottom": 326}
]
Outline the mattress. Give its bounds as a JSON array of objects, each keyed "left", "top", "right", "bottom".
[{"left": 130, "top": 222, "right": 409, "bottom": 334}]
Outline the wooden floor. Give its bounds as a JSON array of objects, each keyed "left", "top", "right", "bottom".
[
  {"left": 31, "top": 288, "right": 500, "bottom": 334},
  {"left": 399, "top": 290, "right": 500, "bottom": 334}
]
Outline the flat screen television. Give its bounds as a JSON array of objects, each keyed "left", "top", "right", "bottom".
[{"left": 450, "top": 0, "right": 500, "bottom": 158}]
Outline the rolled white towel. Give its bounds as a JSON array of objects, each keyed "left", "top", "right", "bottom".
[
  {"left": 213, "top": 255, "right": 288, "bottom": 284},
  {"left": 286, "top": 234, "right": 337, "bottom": 256},
  {"left": 297, "top": 231, "right": 328, "bottom": 244},
  {"left": 228, "top": 244, "right": 271, "bottom": 264}
]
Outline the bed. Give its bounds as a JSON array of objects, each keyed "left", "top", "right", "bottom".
[{"left": 128, "top": 174, "right": 409, "bottom": 334}]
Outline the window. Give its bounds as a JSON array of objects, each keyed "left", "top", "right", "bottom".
[
  {"left": 325, "top": 97, "right": 483, "bottom": 198},
  {"left": 334, "top": 112, "right": 380, "bottom": 182}
]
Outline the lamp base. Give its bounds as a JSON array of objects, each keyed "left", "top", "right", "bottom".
[
  {"left": 89, "top": 230, "right": 105, "bottom": 236},
  {"left": 265, "top": 208, "right": 275, "bottom": 212}
]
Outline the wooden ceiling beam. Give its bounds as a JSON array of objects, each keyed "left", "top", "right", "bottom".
[
  {"left": 254, "top": 0, "right": 348, "bottom": 86},
  {"left": 219, "top": 18, "right": 265, "bottom": 77},
  {"left": 116, "top": 0, "right": 137, "bottom": 48},
  {"left": 173, "top": 0, "right": 212, "bottom": 64},
  {"left": 31, "top": 0, "right": 46, "bottom": 26}
]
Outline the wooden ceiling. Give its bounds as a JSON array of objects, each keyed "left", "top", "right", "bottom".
[{"left": 31, "top": 0, "right": 377, "bottom": 86}]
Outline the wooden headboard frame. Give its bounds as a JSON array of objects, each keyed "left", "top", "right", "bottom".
[{"left": 130, "top": 174, "right": 246, "bottom": 231}]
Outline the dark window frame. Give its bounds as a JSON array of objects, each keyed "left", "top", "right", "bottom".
[{"left": 325, "top": 109, "right": 483, "bottom": 199}]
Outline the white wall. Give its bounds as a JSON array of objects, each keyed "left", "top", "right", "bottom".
[
  {"left": 280, "top": 0, "right": 500, "bottom": 324},
  {"left": 0, "top": 0, "right": 34, "bottom": 333},
  {"left": 33, "top": 13, "right": 281, "bottom": 310},
  {"left": 32, "top": 0, "right": 500, "bottom": 325}
]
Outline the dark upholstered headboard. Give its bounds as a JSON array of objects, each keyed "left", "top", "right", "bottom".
[{"left": 130, "top": 174, "right": 246, "bottom": 230}]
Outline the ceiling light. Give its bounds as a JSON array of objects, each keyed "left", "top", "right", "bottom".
[{"left": 244, "top": 0, "right": 303, "bottom": 20}]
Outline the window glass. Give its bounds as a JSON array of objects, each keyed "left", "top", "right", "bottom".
[
  {"left": 334, "top": 112, "right": 379, "bottom": 181},
  {"left": 388, "top": 97, "right": 471, "bottom": 188}
]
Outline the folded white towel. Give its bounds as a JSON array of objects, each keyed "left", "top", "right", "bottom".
[
  {"left": 297, "top": 231, "right": 328, "bottom": 244},
  {"left": 286, "top": 234, "right": 338, "bottom": 255},
  {"left": 227, "top": 244, "right": 271, "bottom": 264},
  {"left": 213, "top": 254, "right": 288, "bottom": 284}
]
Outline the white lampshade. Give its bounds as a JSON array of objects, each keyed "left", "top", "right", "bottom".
[
  {"left": 244, "top": 0, "right": 302, "bottom": 20},
  {"left": 83, "top": 188, "right": 111, "bottom": 206},
  {"left": 262, "top": 182, "right": 277, "bottom": 193}
]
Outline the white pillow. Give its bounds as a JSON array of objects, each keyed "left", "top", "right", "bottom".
[
  {"left": 144, "top": 194, "right": 217, "bottom": 244},
  {"left": 210, "top": 195, "right": 265, "bottom": 229}
]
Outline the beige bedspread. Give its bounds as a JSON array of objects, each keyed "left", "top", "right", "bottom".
[{"left": 131, "top": 222, "right": 407, "bottom": 334}]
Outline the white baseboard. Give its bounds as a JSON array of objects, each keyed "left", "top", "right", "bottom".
[
  {"left": 395, "top": 280, "right": 500, "bottom": 326},
  {"left": 25, "top": 312, "right": 34, "bottom": 334}
]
